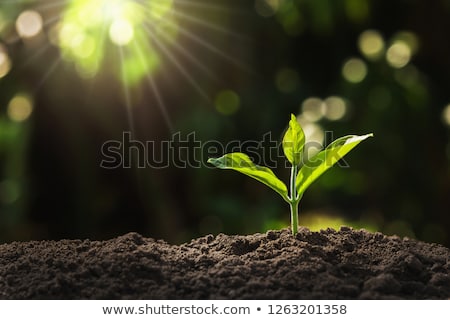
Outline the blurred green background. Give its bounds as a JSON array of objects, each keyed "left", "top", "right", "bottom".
[{"left": 1, "top": 0, "right": 450, "bottom": 245}]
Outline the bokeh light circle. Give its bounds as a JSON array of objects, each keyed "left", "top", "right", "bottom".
[
  {"left": 358, "top": 30, "right": 385, "bottom": 60},
  {"left": 7, "top": 94, "right": 33, "bottom": 122},
  {"left": 342, "top": 58, "right": 367, "bottom": 83},
  {"left": 0, "top": 46, "right": 12, "bottom": 78},
  {"left": 16, "top": 10, "right": 43, "bottom": 39},
  {"left": 386, "top": 41, "right": 411, "bottom": 68},
  {"left": 215, "top": 90, "right": 241, "bottom": 115},
  {"left": 324, "top": 96, "right": 347, "bottom": 121}
]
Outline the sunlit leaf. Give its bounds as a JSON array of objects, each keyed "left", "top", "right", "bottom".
[
  {"left": 296, "top": 134, "right": 373, "bottom": 195},
  {"left": 208, "top": 153, "right": 288, "bottom": 201},
  {"left": 282, "top": 114, "right": 305, "bottom": 165}
]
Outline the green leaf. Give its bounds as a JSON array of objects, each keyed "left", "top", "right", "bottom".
[
  {"left": 282, "top": 114, "right": 305, "bottom": 166},
  {"left": 296, "top": 133, "right": 373, "bottom": 195},
  {"left": 208, "top": 153, "right": 288, "bottom": 201}
]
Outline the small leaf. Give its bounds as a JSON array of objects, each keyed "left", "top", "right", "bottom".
[
  {"left": 282, "top": 114, "right": 305, "bottom": 166},
  {"left": 208, "top": 153, "right": 288, "bottom": 201},
  {"left": 296, "top": 133, "right": 373, "bottom": 196}
]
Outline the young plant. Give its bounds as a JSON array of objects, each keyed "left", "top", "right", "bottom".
[{"left": 208, "top": 114, "right": 373, "bottom": 235}]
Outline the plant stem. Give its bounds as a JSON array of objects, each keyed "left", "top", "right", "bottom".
[
  {"left": 290, "top": 200, "right": 299, "bottom": 235},
  {"left": 290, "top": 165, "right": 299, "bottom": 235}
]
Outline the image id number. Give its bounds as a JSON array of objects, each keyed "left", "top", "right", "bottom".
[{"left": 268, "top": 304, "right": 347, "bottom": 315}]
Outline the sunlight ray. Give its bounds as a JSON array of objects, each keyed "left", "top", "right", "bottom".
[
  {"left": 146, "top": 73, "right": 174, "bottom": 132},
  {"left": 39, "top": 9, "right": 66, "bottom": 29},
  {"left": 32, "top": 0, "right": 70, "bottom": 12},
  {"left": 2, "top": 0, "right": 250, "bottom": 114},
  {"left": 141, "top": 4, "right": 251, "bottom": 74},
  {"left": 150, "top": 0, "right": 245, "bottom": 40},
  {"left": 132, "top": 38, "right": 174, "bottom": 131},
  {"left": 143, "top": 20, "right": 218, "bottom": 82},
  {"left": 173, "top": 0, "right": 239, "bottom": 14},
  {"left": 20, "top": 40, "right": 52, "bottom": 68},
  {"left": 136, "top": 3, "right": 251, "bottom": 73},
  {"left": 33, "top": 53, "right": 61, "bottom": 93},
  {"left": 118, "top": 43, "right": 137, "bottom": 141},
  {"left": 118, "top": 45, "right": 133, "bottom": 112},
  {"left": 177, "top": 25, "right": 252, "bottom": 74},
  {"left": 143, "top": 24, "right": 211, "bottom": 102}
]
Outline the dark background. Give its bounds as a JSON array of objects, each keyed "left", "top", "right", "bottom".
[{"left": 1, "top": 0, "right": 450, "bottom": 246}]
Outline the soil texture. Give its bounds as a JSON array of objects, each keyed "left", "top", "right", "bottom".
[{"left": 0, "top": 227, "right": 449, "bottom": 299}]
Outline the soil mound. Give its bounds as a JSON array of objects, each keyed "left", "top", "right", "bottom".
[{"left": 0, "top": 227, "right": 449, "bottom": 299}]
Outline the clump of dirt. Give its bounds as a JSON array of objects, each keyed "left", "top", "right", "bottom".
[{"left": 0, "top": 227, "right": 449, "bottom": 299}]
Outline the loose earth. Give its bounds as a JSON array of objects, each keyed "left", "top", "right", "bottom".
[{"left": 0, "top": 227, "right": 449, "bottom": 299}]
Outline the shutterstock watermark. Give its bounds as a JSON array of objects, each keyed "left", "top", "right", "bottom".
[{"left": 100, "top": 131, "right": 351, "bottom": 169}]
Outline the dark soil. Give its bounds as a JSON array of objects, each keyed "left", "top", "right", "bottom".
[{"left": 0, "top": 227, "right": 449, "bottom": 299}]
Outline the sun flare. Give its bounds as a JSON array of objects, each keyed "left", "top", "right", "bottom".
[
  {"left": 56, "top": 0, "right": 178, "bottom": 84},
  {"left": 1, "top": 0, "right": 244, "bottom": 129}
]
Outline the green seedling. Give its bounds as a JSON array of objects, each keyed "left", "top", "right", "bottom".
[{"left": 208, "top": 114, "right": 373, "bottom": 235}]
